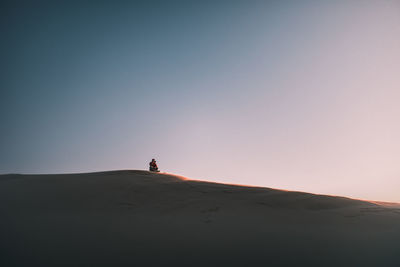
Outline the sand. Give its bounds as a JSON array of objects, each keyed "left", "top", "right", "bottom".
[{"left": 1, "top": 170, "right": 399, "bottom": 266}]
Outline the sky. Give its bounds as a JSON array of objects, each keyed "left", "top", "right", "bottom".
[{"left": 1, "top": 0, "right": 399, "bottom": 202}]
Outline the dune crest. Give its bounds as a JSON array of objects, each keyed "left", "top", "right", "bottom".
[{"left": 1, "top": 170, "right": 399, "bottom": 267}]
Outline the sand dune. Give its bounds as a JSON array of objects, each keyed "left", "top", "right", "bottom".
[{"left": 1, "top": 170, "right": 399, "bottom": 266}]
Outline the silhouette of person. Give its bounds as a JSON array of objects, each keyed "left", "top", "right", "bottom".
[{"left": 149, "top": 159, "right": 159, "bottom": 172}]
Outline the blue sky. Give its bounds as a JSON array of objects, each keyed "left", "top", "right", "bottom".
[{"left": 1, "top": 1, "right": 400, "bottom": 202}]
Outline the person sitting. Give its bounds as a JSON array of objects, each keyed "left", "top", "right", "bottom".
[{"left": 149, "top": 159, "right": 159, "bottom": 172}]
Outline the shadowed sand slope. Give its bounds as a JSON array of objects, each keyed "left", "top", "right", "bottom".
[{"left": 1, "top": 170, "right": 399, "bottom": 267}]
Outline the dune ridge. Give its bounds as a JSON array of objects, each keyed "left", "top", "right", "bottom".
[{"left": 1, "top": 170, "right": 399, "bottom": 267}]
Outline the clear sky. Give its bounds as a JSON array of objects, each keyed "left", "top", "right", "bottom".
[{"left": 1, "top": 1, "right": 399, "bottom": 202}]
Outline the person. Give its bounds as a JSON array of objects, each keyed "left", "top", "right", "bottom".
[{"left": 149, "top": 158, "right": 159, "bottom": 172}]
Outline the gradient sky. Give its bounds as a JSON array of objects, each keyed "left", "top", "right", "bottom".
[{"left": 1, "top": 1, "right": 399, "bottom": 202}]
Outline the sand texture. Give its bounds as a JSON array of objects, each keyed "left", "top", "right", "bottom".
[{"left": 1, "top": 170, "right": 399, "bottom": 266}]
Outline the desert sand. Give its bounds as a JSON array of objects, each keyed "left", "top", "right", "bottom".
[{"left": 1, "top": 170, "right": 399, "bottom": 266}]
